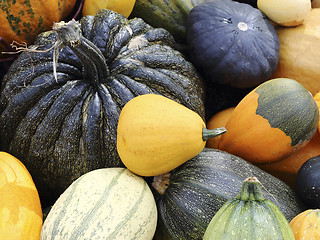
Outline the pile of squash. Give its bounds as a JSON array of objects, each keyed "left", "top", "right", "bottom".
[{"left": 1, "top": 0, "right": 320, "bottom": 239}]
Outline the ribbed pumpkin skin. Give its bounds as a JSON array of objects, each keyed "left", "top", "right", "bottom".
[
  {"left": 290, "top": 209, "right": 320, "bottom": 239},
  {"left": 153, "top": 148, "right": 305, "bottom": 240},
  {"left": 41, "top": 168, "right": 157, "bottom": 240},
  {"left": 130, "top": 0, "right": 207, "bottom": 43},
  {"left": 0, "top": 10, "right": 205, "bottom": 206},
  {"left": 0, "top": 152, "right": 42, "bottom": 240},
  {"left": 187, "top": 0, "right": 280, "bottom": 88},
  {"left": 218, "top": 78, "right": 319, "bottom": 164},
  {"left": 0, "top": 0, "right": 77, "bottom": 47},
  {"left": 203, "top": 177, "right": 295, "bottom": 240}
]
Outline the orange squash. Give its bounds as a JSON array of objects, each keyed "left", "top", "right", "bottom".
[
  {"left": 206, "top": 107, "right": 235, "bottom": 149},
  {"left": 290, "top": 209, "right": 320, "bottom": 239},
  {"left": 218, "top": 78, "right": 319, "bottom": 164},
  {"left": 0, "top": 152, "right": 43, "bottom": 240}
]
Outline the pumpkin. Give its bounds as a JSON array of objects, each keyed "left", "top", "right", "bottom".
[
  {"left": 117, "top": 94, "right": 226, "bottom": 176},
  {"left": 257, "top": 0, "right": 311, "bottom": 27},
  {"left": 0, "top": 151, "right": 42, "bottom": 240},
  {"left": 290, "top": 209, "right": 320, "bottom": 239},
  {"left": 41, "top": 168, "right": 157, "bottom": 239},
  {"left": 82, "top": 0, "right": 136, "bottom": 18},
  {"left": 0, "top": 0, "right": 77, "bottom": 54},
  {"left": 206, "top": 107, "right": 235, "bottom": 149},
  {"left": 187, "top": 0, "right": 280, "bottom": 88},
  {"left": 130, "top": 0, "right": 207, "bottom": 43},
  {"left": 0, "top": 11, "right": 205, "bottom": 206},
  {"left": 152, "top": 148, "right": 305, "bottom": 240},
  {"left": 203, "top": 177, "right": 295, "bottom": 240},
  {"left": 296, "top": 156, "right": 320, "bottom": 208},
  {"left": 272, "top": 9, "right": 320, "bottom": 96},
  {"left": 218, "top": 78, "right": 319, "bottom": 164}
]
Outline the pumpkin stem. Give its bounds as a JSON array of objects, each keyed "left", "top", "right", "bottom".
[
  {"left": 236, "top": 177, "right": 265, "bottom": 201},
  {"left": 52, "top": 19, "right": 109, "bottom": 84},
  {"left": 152, "top": 173, "right": 171, "bottom": 195},
  {"left": 202, "top": 127, "right": 227, "bottom": 141}
]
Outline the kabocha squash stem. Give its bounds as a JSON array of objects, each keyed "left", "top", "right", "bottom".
[
  {"left": 202, "top": 127, "right": 226, "bottom": 141},
  {"left": 53, "top": 20, "right": 110, "bottom": 83}
]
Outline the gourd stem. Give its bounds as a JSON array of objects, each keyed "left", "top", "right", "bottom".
[
  {"left": 202, "top": 127, "right": 227, "bottom": 141},
  {"left": 53, "top": 19, "right": 109, "bottom": 84},
  {"left": 236, "top": 177, "right": 265, "bottom": 201},
  {"left": 152, "top": 173, "right": 171, "bottom": 195}
]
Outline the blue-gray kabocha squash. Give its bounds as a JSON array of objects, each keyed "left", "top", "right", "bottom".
[
  {"left": 187, "top": 0, "right": 280, "bottom": 88},
  {"left": 152, "top": 148, "right": 305, "bottom": 240},
  {"left": 203, "top": 177, "right": 295, "bottom": 240},
  {"left": 0, "top": 10, "right": 205, "bottom": 206}
]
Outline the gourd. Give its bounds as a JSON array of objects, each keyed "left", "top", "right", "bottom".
[
  {"left": 187, "top": 0, "right": 280, "bottom": 88},
  {"left": 203, "top": 177, "right": 295, "bottom": 240},
  {"left": 218, "top": 78, "right": 319, "bottom": 164},
  {"left": 130, "top": 0, "right": 207, "bottom": 43},
  {"left": 0, "top": 10, "right": 205, "bottom": 206},
  {"left": 117, "top": 94, "right": 226, "bottom": 176},
  {"left": 272, "top": 9, "right": 320, "bottom": 96},
  {"left": 257, "top": 0, "right": 311, "bottom": 27},
  {"left": 0, "top": 0, "right": 77, "bottom": 52},
  {"left": 0, "top": 151, "right": 43, "bottom": 240},
  {"left": 296, "top": 156, "right": 320, "bottom": 208},
  {"left": 82, "top": 0, "right": 136, "bottom": 18},
  {"left": 290, "top": 209, "right": 320, "bottom": 239},
  {"left": 41, "top": 168, "right": 157, "bottom": 240},
  {"left": 206, "top": 107, "right": 235, "bottom": 149},
  {"left": 152, "top": 148, "right": 305, "bottom": 240}
]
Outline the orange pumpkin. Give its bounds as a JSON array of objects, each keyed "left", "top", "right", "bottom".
[
  {"left": 290, "top": 209, "right": 320, "bottom": 239},
  {"left": 0, "top": 152, "right": 43, "bottom": 240},
  {"left": 206, "top": 107, "right": 235, "bottom": 149}
]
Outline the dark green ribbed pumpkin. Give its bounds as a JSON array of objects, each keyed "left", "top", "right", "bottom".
[
  {"left": 0, "top": 10, "right": 205, "bottom": 206},
  {"left": 152, "top": 148, "right": 305, "bottom": 240},
  {"left": 130, "top": 0, "right": 207, "bottom": 43},
  {"left": 203, "top": 177, "right": 295, "bottom": 240}
]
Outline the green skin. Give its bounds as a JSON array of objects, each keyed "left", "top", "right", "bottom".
[{"left": 203, "top": 178, "right": 295, "bottom": 240}]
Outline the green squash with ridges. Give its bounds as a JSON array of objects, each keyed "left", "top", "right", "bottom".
[{"left": 41, "top": 168, "right": 157, "bottom": 240}]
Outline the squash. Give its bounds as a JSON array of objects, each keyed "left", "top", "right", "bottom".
[
  {"left": 272, "top": 9, "right": 320, "bottom": 96},
  {"left": 314, "top": 91, "right": 320, "bottom": 131},
  {"left": 290, "top": 209, "right": 320, "bottom": 239},
  {"left": 41, "top": 168, "right": 157, "bottom": 239},
  {"left": 0, "top": 0, "right": 77, "bottom": 54},
  {"left": 152, "top": 148, "right": 305, "bottom": 240},
  {"left": 296, "top": 156, "right": 320, "bottom": 208},
  {"left": 257, "top": 0, "right": 311, "bottom": 27},
  {"left": 187, "top": 0, "right": 280, "bottom": 88},
  {"left": 0, "top": 151, "right": 42, "bottom": 240},
  {"left": 203, "top": 177, "right": 295, "bottom": 240},
  {"left": 130, "top": 0, "right": 207, "bottom": 43},
  {"left": 206, "top": 107, "right": 235, "bottom": 149},
  {"left": 218, "top": 78, "right": 319, "bottom": 164},
  {"left": 312, "top": 0, "right": 320, "bottom": 8},
  {"left": 82, "top": 0, "right": 136, "bottom": 18},
  {"left": 117, "top": 94, "right": 226, "bottom": 176},
  {"left": 0, "top": 11, "right": 205, "bottom": 206}
]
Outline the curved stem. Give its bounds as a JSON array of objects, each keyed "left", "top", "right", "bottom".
[{"left": 202, "top": 127, "right": 227, "bottom": 141}]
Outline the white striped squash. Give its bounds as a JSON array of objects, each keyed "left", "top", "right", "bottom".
[{"left": 40, "top": 168, "right": 157, "bottom": 239}]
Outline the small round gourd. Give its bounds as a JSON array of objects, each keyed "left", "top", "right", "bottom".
[
  {"left": 0, "top": 152, "right": 43, "bottom": 240},
  {"left": 117, "top": 94, "right": 226, "bottom": 176},
  {"left": 187, "top": 0, "right": 280, "bottom": 88},
  {"left": 41, "top": 168, "right": 157, "bottom": 240},
  {"left": 290, "top": 209, "right": 320, "bottom": 239},
  {"left": 203, "top": 177, "right": 295, "bottom": 240},
  {"left": 218, "top": 78, "right": 319, "bottom": 164}
]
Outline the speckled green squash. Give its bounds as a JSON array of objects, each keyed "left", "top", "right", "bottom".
[
  {"left": 152, "top": 148, "right": 305, "bottom": 240},
  {"left": 0, "top": 10, "right": 205, "bottom": 206},
  {"left": 203, "top": 177, "right": 295, "bottom": 240},
  {"left": 130, "top": 0, "right": 207, "bottom": 43}
]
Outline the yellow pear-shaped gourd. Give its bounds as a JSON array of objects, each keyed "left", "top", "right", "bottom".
[{"left": 117, "top": 94, "right": 226, "bottom": 176}]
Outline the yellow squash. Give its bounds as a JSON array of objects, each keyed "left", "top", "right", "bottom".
[
  {"left": 290, "top": 209, "right": 320, "bottom": 239},
  {"left": 116, "top": 94, "right": 226, "bottom": 176}
]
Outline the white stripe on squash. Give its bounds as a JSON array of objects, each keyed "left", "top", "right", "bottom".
[{"left": 41, "top": 168, "right": 157, "bottom": 240}]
